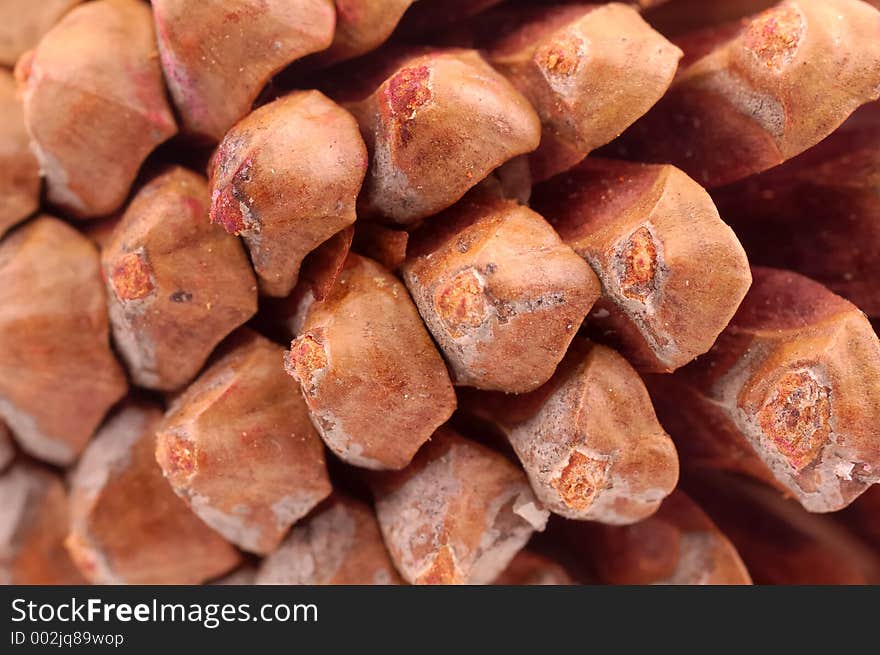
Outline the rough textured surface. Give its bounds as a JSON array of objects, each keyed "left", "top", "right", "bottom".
[
  {"left": 613, "top": 0, "right": 880, "bottom": 187},
  {"left": 533, "top": 159, "right": 752, "bottom": 372},
  {"left": 371, "top": 429, "right": 549, "bottom": 585},
  {"left": 67, "top": 403, "right": 240, "bottom": 584},
  {"left": 152, "top": 0, "right": 335, "bottom": 141},
  {"left": 0, "top": 0, "right": 80, "bottom": 67},
  {"left": 0, "top": 463, "right": 86, "bottom": 585},
  {"left": 403, "top": 192, "right": 599, "bottom": 392},
  {"left": 0, "top": 70, "right": 40, "bottom": 238},
  {"left": 464, "top": 340, "right": 678, "bottom": 524},
  {"left": 475, "top": 3, "right": 682, "bottom": 181},
  {"left": 344, "top": 48, "right": 542, "bottom": 224},
  {"left": 648, "top": 268, "right": 880, "bottom": 512},
  {"left": 492, "top": 550, "right": 573, "bottom": 585},
  {"left": 713, "top": 101, "right": 880, "bottom": 319},
  {"left": 157, "top": 331, "right": 332, "bottom": 555},
  {"left": 257, "top": 495, "right": 401, "bottom": 585},
  {"left": 103, "top": 167, "right": 257, "bottom": 391},
  {"left": 209, "top": 91, "right": 367, "bottom": 297},
  {"left": 15, "top": 0, "right": 177, "bottom": 218},
  {"left": 570, "top": 490, "right": 752, "bottom": 584},
  {"left": 0, "top": 217, "right": 127, "bottom": 466},
  {"left": 690, "top": 473, "right": 880, "bottom": 584},
  {"left": 286, "top": 254, "right": 456, "bottom": 470}
]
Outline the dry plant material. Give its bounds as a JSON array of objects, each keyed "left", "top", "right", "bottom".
[
  {"left": 371, "top": 428, "right": 549, "bottom": 585},
  {"left": 473, "top": 2, "right": 682, "bottom": 181},
  {"left": 648, "top": 267, "right": 880, "bottom": 513},
  {"left": 613, "top": 0, "right": 880, "bottom": 187},
  {"left": 403, "top": 193, "right": 599, "bottom": 392},
  {"left": 532, "top": 158, "right": 751, "bottom": 372},
  {"left": 312, "top": 0, "right": 415, "bottom": 67},
  {"left": 689, "top": 473, "right": 880, "bottom": 584},
  {"left": 156, "top": 331, "right": 332, "bottom": 555},
  {"left": 0, "top": 216, "right": 127, "bottom": 466},
  {"left": 0, "top": 70, "right": 40, "bottom": 238},
  {"left": 103, "top": 167, "right": 257, "bottom": 391},
  {"left": 343, "top": 48, "right": 541, "bottom": 224},
  {"left": 492, "top": 550, "right": 573, "bottom": 585},
  {"left": 67, "top": 403, "right": 240, "bottom": 584},
  {"left": 15, "top": 0, "right": 177, "bottom": 218},
  {"left": 286, "top": 254, "right": 456, "bottom": 470},
  {"left": 0, "top": 423, "right": 14, "bottom": 471},
  {"left": 209, "top": 91, "right": 367, "bottom": 297},
  {"left": 0, "top": 463, "right": 85, "bottom": 585},
  {"left": 152, "top": 0, "right": 335, "bottom": 141},
  {"left": 352, "top": 222, "right": 408, "bottom": 271},
  {"left": 257, "top": 495, "right": 402, "bottom": 585},
  {"left": 463, "top": 339, "right": 678, "bottom": 524},
  {"left": 713, "top": 102, "right": 880, "bottom": 319},
  {"left": 0, "top": 0, "right": 80, "bottom": 67},
  {"left": 569, "top": 490, "right": 751, "bottom": 584}
]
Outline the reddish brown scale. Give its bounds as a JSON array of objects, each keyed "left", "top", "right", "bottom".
[
  {"left": 156, "top": 331, "right": 332, "bottom": 555},
  {"left": 109, "top": 251, "right": 154, "bottom": 302},
  {"left": 460, "top": 339, "right": 679, "bottom": 524},
  {"left": 287, "top": 334, "right": 328, "bottom": 395},
  {"left": 208, "top": 91, "right": 366, "bottom": 297},
  {"left": 341, "top": 48, "right": 541, "bottom": 224},
  {"left": 210, "top": 184, "right": 250, "bottom": 235},
  {"left": 647, "top": 268, "right": 880, "bottom": 512},
  {"left": 102, "top": 166, "right": 257, "bottom": 391},
  {"left": 67, "top": 403, "right": 241, "bottom": 584},
  {"left": 164, "top": 434, "right": 197, "bottom": 478},
  {"left": 403, "top": 193, "right": 599, "bottom": 392},
  {"left": 756, "top": 369, "right": 831, "bottom": 472},
  {"left": 387, "top": 65, "right": 432, "bottom": 116},
  {"left": 552, "top": 451, "right": 608, "bottom": 513},
  {"left": 618, "top": 226, "right": 659, "bottom": 301},
  {"left": 16, "top": 0, "right": 178, "bottom": 218},
  {"left": 285, "top": 254, "right": 456, "bottom": 470},
  {"left": 0, "top": 216, "right": 128, "bottom": 465},
  {"left": 531, "top": 159, "right": 751, "bottom": 373},
  {"left": 370, "top": 429, "right": 549, "bottom": 585},
  {"left": 610, "top": 0, "right": 880, "bottom": 187},
  {"left": 256, "top": 495, "right": 402, "bottom": 585},
  {"left": 464, "top": 3, "right": 682, "bottom": 181},
  {"left": 741, "top": 3, "right": 804, "bottom": 70},
  {"left": 536, "top": 33, "right": 581, "bottom": 77},
  {"left": 433, "top": 269, "right": 487, "bottom": 336},
  {"left": 152, "top": 0, "right": 336, "bottom": 141}
]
